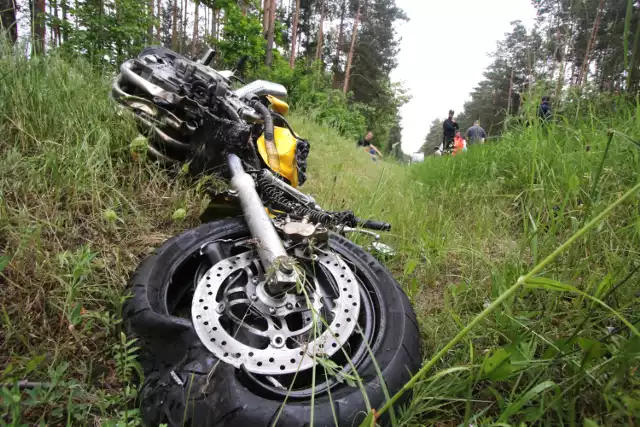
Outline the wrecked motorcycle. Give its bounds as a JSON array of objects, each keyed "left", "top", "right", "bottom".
[{"left": 112, "top": 46, "right": 420, "bottom": 426}]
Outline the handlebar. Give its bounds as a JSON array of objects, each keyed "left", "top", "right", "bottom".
[{"left": 357, "top": 218, "right": 392, "bottom": 232}]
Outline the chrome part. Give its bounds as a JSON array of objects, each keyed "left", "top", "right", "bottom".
[
  {"left": 234, "top": 80, "right": 288, "bottom": 100},
  {"left": 266, "top": 376, "right": 286, "bottom": 389},
  {"left": 191, "top": 250, "right": 361, "bottom": 375},
  {"left": 227, "top": 154, "right": 297, "bottom": 291},
  {"left": 279, "top": 220, "right": 329, "bottom": 243},
  {"left": 218, "top": 70, "right": 234, "bottom": 79},
  {"left": 342, "top": 226, "right": 381, "bottom": 240},
  {"left": 198, "top": 47, "right": 216, "bottom": 66},
  {"left": 120, "top": 60, "right": 181, "bottom": 105},
  {"left": 371, "top": 241, "right": 396, "bottom": 256}
]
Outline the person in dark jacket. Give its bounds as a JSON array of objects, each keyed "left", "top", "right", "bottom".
[
  {"left": 538, "top": 96, "right": 552, "bottom": 121},
  {"left": 442, "top": 110, "right": 459, "bottom": 152}
]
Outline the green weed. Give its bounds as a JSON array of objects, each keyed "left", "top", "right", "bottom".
[{"left": 1, "top": 50, "right": 639, "bottom": 426}]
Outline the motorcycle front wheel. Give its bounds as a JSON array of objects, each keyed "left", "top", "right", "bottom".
[{"left": 123, "top": 218, "right": 421, "bottom": 426}]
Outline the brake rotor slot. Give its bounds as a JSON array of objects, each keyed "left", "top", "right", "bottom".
[{"left": 192, "top": 250, "right": 361, "bottom": 375}]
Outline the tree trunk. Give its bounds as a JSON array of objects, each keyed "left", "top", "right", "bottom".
[
  {"left": 61, "top": 0, "right": 68, "bottom": 43},
  {"left": 147, "top": 0, "right": 154, "bottom": 42},
  {"left": 0, "top": 0, "right": 18, "bottom": 44},
  {"left": 343, "top": 0, "right": 363, "bottom": 94},
  {"left": 577, "top": 0, "right": 605, "bottom": 86},
  {"left": 506, "top": 68, "right": 515, "bottom": 115},
  {"left": 51, "top": 0, "right": 61, "bottom": 46},
  {"left": 31, "top": 0, "right": 46, "bottom": 55},
  {"left": 241, "top": 1, "right": 247, "bottom": 16},
  {"left": 332, "top": 0, "right": 346, "bottom": 87},
  {"left": 156, "top": 0, "right": 161, "bottom": 42},
  {"left": 314, "top": 0, "right": 325, "bottom": 62},
  {"left": 265, "top": 0, "right": 276, "bottom": 66},
  {"left": 182, "top": 0, "right": 187, "bottom": 53},
  {"left": 289, "top": 0, "right": 300, "bottom": 68},
  {"left": 628, "top": 15, "right": 640, "bottom": 90},
  {"left": 192, "top": 0, "right": 199, "bottom": 56},
  {"left": 211, "top": 2, "right": 217, "bottom": 41},
  {"left": 171, "top": 0, "right": 178, "bottom": 50},
  {"left": 216, "top": 8, "right": 221, "bottom": 39},
  {"left": 262, "top": 0, "right": 270, "bottom": 37}
]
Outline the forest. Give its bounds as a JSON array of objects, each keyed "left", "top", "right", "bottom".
[
  {"left": 423, "top": 0, "right": 640, "bottom": 153},
  {"left": 0, "top": 0, "right": 408, "bottom": 155},
  {"left": 1, "top": 0, "right": 640, "bottom": 426}
]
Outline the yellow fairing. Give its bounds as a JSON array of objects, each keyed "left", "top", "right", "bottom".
[
  {"left": 266, "top": 95, "right": 289, "bottom": 115},
  {"left": 257, "top": 126, "right": 299, "bottom": 187}
]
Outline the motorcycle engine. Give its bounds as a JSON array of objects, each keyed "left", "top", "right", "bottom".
[{"left": 112, "top": 47, "right": 259, "bottom": 167}]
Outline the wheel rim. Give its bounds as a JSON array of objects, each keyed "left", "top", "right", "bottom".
[{"left": 165, "top": 236, "right": 383, "bottom": 397}]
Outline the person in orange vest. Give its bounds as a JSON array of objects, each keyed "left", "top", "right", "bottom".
[{"left": 452, "top": 131, "right": 467, "bottom": 156}]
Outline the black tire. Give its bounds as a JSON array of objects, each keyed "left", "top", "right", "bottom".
[{"left": 123, "top": 218, "right": 421, "bottom": 427}]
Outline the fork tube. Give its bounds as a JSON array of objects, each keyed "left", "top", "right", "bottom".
[{"left": 227, "top": 154, "right": 289, "bottom": 273}]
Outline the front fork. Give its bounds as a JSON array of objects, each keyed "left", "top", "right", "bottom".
[{"left": 227, "top": 154, "right": 297, "bottom": 294}]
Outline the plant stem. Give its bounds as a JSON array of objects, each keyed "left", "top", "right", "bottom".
[{"left": 375, "top": 180, "right": 640, "bottom": 417}]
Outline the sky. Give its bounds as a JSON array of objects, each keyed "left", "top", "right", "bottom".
[{"left": 391, "top": 0, "right": 537, "bottom": 154}]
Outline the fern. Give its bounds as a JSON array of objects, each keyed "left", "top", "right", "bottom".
[{"left": 113, "top": 332, "right": 144, "bottom": 385}]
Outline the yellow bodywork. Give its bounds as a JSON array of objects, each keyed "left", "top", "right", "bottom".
[
  {"left": 257, "top": 126, "right": 299, "bottom": 187},
  {"left": 266, "top": 95, "right": 290, "bottom": 115}
]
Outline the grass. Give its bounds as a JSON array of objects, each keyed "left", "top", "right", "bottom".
[{"left": 1, "top": 51, "right": 639, "bottom": 426}]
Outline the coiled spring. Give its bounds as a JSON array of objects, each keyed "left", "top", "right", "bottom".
[{"left": 258, "top": 173, "right": 356, "bottom": 226}]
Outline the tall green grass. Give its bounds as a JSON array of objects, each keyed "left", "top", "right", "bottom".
[
  {"left": 296, "top": 98, "right": 640, "bottom": 425},
  {"left": 1, "top": 50, "right": 639, "bottom": 426},
  {"left": 0, "top": 50, "right": 209, "bottom": 424}
]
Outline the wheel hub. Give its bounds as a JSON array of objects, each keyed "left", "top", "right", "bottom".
[{"left": 192, "top": 250, "right": 362, "bottom": 375}]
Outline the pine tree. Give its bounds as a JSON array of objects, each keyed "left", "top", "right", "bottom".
[
  {"left": 0, "top": 0, "right": 17, "bottom": 44},
  {"left": 290, "top": 0, "right": 300, "bottom": 68}
]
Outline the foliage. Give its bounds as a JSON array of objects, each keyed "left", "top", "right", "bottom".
[
  {"left": 213, "top": 1, "right": 267, "bottom": 70},
  {"left": 422, "top": 118, "right": 443, "bottom": 154},
  {"left": 443, "top": 1, "right": 640, "bottom": 147},
  {"left": 0, "top": 49, "right": 205, "bottom": 425},
  {"left": 1, "top": 45, "right": 640, "bottom": 425}
]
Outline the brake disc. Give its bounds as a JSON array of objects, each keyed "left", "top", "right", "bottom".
[{"left": 191, "top": 250, "right": 361, "bottom": 375}]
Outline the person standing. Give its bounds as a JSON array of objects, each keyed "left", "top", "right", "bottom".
[
  {"left": 538, "top": 96, "right": 552, "bottom": 122},
  {"left": 452, "top": 131, "right": 467, "bottom": 156},
  {"left": 466, "top": 120, "right": 487, "bottom": 145},
  {"left": 442, "top": 110, "right": 459, "bottom": 153}
]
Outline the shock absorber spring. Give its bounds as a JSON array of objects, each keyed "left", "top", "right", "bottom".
[{"left": 258, "top": 172, "right": 356, "bottom": 227}]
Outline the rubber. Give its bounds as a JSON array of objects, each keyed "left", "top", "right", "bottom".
[{"left": 123, "top": 218, "right": 421, "bottom": 427}]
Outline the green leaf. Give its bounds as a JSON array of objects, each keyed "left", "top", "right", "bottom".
[
  {"left": 25, "top": 355, "right": 46, "bottom": 374},
  {"left": 584, "top": 419, "right": 599, "bottom": 427},
  {"left": 2, "top": 363, "right": 15, "bottom": 380},
  {"left": 0, "top": 255, "right": 9, "bottom": 273},
  {"left": 69, "top": 303, "right": 83, "bottom": 325},
  {"left": 358, "top": 409, "right": 377, "bottom": 427},
  {"left": 568, "top": 174, "right": 580, "bottom": 191},
  {"left": 542, "top": 336, "right": 577, "bottom": 359},
  {"left": 403, "top": 259, "right": 419, "bottom": 276},
  {"left": 483, "top": 348, "right": 515, "bottom": 380},
  {"left": 593, "top": 273, "right": 613, "bottom": 301},
  {"left": 171, "top": 208, "right": 187, "bottom": 221},
  {"left": 498, "top": 381, "right": 557, "bottom": 422},
  {"left": 577, "top": 338, "right": 607, "bottom": 370},
  {"left": 524, "top": 277, "right": 578, "bottom": 293}
]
